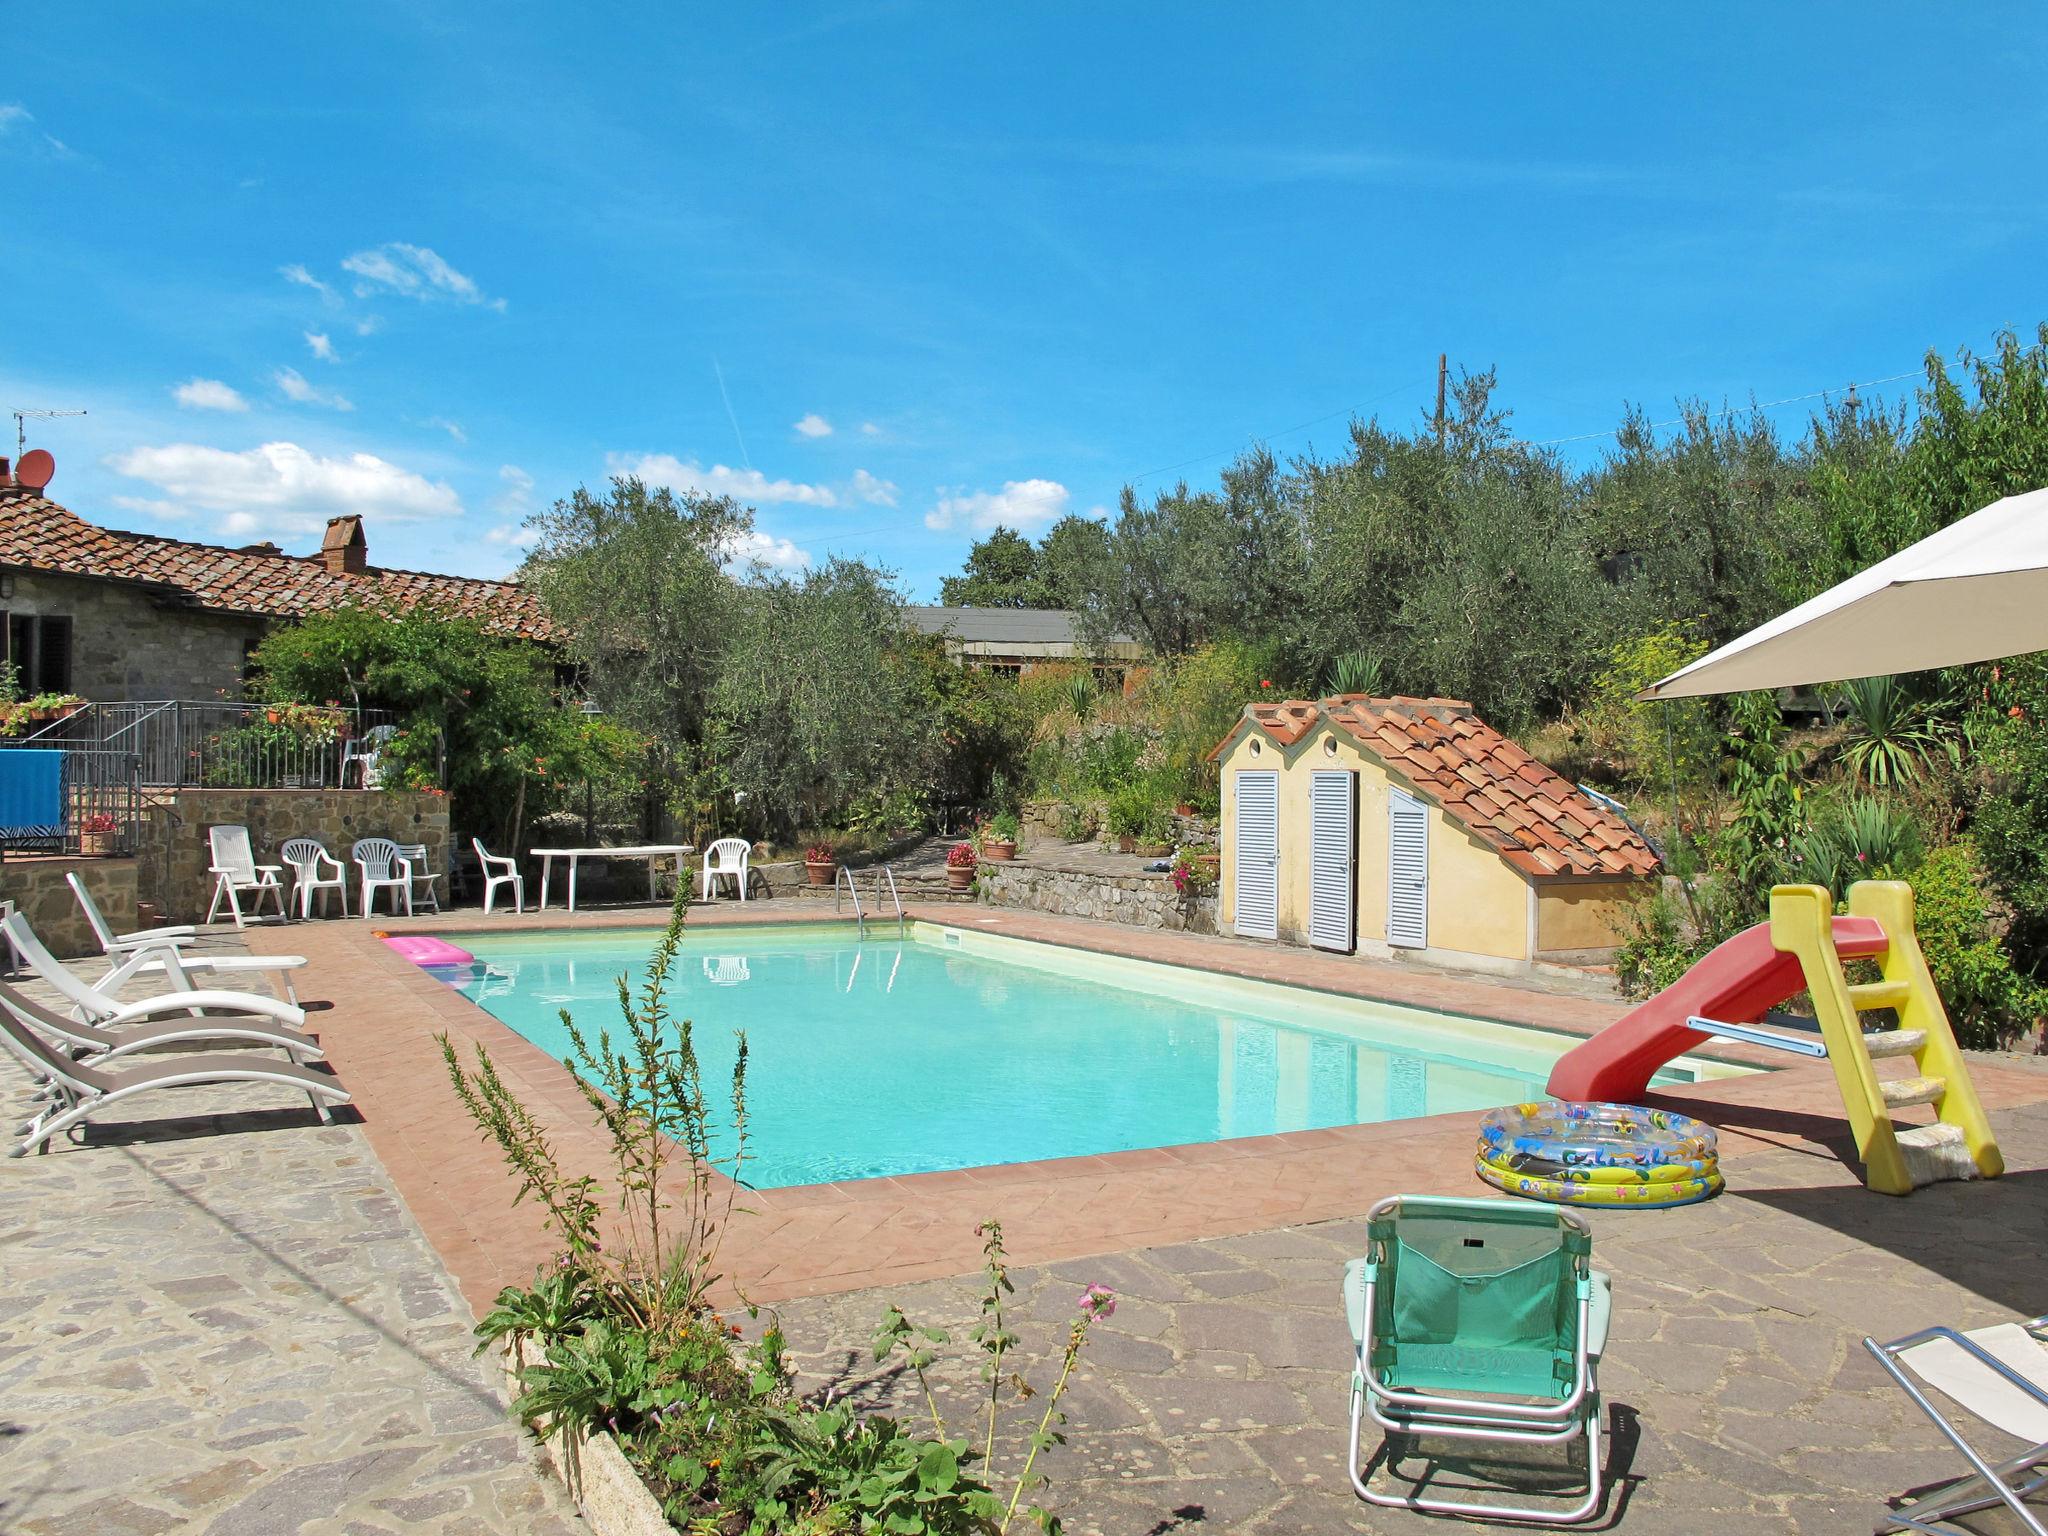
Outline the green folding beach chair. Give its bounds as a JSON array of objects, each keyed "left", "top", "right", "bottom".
[{"left": 1343, "top": 1194, "right": 1612, "bottom": 1523}]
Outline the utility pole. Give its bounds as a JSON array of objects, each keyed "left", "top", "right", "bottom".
[{"left": 1434, "top": 353, "right": 1448, "bottom": 447}]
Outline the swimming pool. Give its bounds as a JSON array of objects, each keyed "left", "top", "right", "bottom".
[{"left": 444, "top": 922, "right": 1737, "bottom": 1189}]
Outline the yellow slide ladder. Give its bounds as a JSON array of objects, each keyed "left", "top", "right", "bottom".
[{"left": 1768, "top": 881, "right": 2003, "bottom": 1197}]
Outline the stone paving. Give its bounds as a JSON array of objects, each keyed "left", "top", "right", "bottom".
[
  {"left": 0, "top": 945, "right": 581, "bottom": 1535},
  {"left": 773, "top": 1094, "right": 2048, "bottom": 1536}
]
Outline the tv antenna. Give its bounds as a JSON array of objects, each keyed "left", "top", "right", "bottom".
[{"left": 13, "top": 407, "right": 87, "bottom": 459}]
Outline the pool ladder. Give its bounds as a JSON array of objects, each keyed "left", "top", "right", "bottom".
[{"left": 834, "top": 862, "right": 906, "bottom": 939}]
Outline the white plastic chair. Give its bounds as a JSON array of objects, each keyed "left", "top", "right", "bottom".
[
  {"left": 700, "top": 837, "right": 752, "bottom": 903},
  {"left": 341, "top": 723, "right": 399, "bottom": 789},
  {"left": 351, "top": 838, "right": 413, "bottom": 918},
  {"left": 473, "top": 838, "right": 524, "bottom": 915},
  {"left": 206, "top": 826, "right": 288, "bottom": 928},
  {"left": 279, "top": 838, "right": 349, "bottom": 919},
  {"left": 397, "top": 843, "right": 442, "bottom": 914},
  {"left": 64, "top": 871, "right": 198, "bottom": 953}
]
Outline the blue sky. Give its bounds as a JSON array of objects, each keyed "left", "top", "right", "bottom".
[{"left": 4, "top": 5, "right": 2046, "bottom": 597}]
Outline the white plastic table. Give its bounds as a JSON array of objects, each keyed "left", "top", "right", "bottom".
[{"left": 531, "top": 844, "right": 695, "bottom": 913}]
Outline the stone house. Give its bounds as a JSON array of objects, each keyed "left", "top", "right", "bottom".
[
  {"left": 903, "top": 605, "right": 1145, "bottom": 686},
  {"left": 0, "top": 465, "right": 553, "bottom": 704}
]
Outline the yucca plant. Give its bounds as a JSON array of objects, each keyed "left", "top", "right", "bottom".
[
  {"left": 1788, "top": 792, "right": 1926, "bottom": 891},
  {"left": 1834, "top": 674, "right": 1961, "bottom": 787},
  {"left": 1063, "top": 669, "right": 1096, "bottom": 723},
  {"left": 1324, "top": 650, "right": 1386, "bottom": 698}
]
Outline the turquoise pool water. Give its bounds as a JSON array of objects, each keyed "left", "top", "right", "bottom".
[{"left": 445, "top": 923, "right": 1705, "bottom": 1189}]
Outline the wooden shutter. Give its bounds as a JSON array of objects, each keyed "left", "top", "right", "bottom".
[
  {"left": 1307, "top": 770, "right": 1356, "bottom": 952},
  {"left": 1232, "top": 770, "right": 1279, "bottom": 939},
  {"left": 1387, "top": 789, "right": 1428, "bottom": 949}
]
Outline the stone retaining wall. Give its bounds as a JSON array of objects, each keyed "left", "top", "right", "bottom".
[
  {"left": 978, "top": 861, "right": 1219, "bottom": 934},
  {"left": 0, "top": 854, "right": 138, "bottom": 958},
  {"left": 135, "top": 788, "right": 452, "bottom": 922}
]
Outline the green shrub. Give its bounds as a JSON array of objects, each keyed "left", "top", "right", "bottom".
[
  {"left": 1788, "top": 792, "right": 1925, "bottom": 893},
  {"left": 1908, "top": 840, "right": 2045, "bottom": 1050},
  {"left": 1578, "top": 620, "right": 1717, "bottom": 791}
]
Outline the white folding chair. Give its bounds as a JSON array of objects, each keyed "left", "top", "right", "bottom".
[
  {"left": 397, "top": 842, "right": 442, "bottom": 914},
  {"left": 473, "top": 838, "right": 524, "bottom": 914},
  {"left": 700, "top": 836, "right": 752, "bottom": 903},
  {"left": 206, "top": 826, "right": 288, "bottom": 928},
  {"left": 279, "top": 838, "right": 349, "bottom": 919},
  {"left": 1867, "top": 1316, "right": 2048, "bottom": 1533},
  {"left": 351, "top": 838, "right": 413, "bottom": 918}
]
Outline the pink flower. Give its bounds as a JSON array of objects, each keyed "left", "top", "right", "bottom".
[
  {"left": 1856, "top": 852, "right": 1868, "bottom": 863},
  {"left": 1078, "top": 1283, "right": 1117, "bottom": 1320}
]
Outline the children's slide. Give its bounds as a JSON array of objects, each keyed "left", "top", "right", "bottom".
[{"left": 1546, "top": 915, "right": 1889, "bottom": 1103}]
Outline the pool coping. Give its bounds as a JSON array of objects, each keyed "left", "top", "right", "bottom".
[{"left": 244, "top": 899, "right": 2048, "bottom": 1311}]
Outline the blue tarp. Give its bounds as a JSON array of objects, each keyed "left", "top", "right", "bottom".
[{"left": 0, "top": 750, "right": 65, "bottom": 839}]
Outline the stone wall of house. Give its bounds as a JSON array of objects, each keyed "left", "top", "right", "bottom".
[
  {"left": 0, "top": 854, "right": 138, "bottom": 959},
  {"left": 9, "top": 570, "right": 263, "bottom": 702},
  {"left": 136, "top": 789, "right": 452, "bottom": 922},
  {"left": 978, "top": 861, "right": 1218, "bottom": 935}
]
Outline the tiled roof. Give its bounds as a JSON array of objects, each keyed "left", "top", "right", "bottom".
[
  {"left": 1216, "top": 694, "right": 1659, "bottom": 879},
  {"left": 0, "top": 495, "right": 556, "bottom": 641}
]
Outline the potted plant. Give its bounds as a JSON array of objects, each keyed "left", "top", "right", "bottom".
[
  {"left": 1106, "top": 785, "right": 1149, "bottom": 853},
  {"left": 1171, "top": 846, "right": 1219, "bottom": 898},
  {"left": 804, "top": 842, "right": 839, "bottom": 886},
  {"left": 982, "top": 811, "right": 1020, "bottom": 861},
  {"left": 77, "top": 811, "right": 119, "bottom": 857},
  {"left": 945, "top": 840, "right": 978, "bottom": 890},
  {"left": 1132, "top": 806, "right": 1176, "bottom": 859}
]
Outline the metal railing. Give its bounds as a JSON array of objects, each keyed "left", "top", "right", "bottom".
[
  {"left": 834, "top": 863, "right": 866, "bottom": 939},
  {"left": 832, "top": 863, "right": 907, "bottom": 939},
  {"left": 11, "top": 700, "right": 398, "bottom": 789},
  {"left": 0, "top": 746, "right": 142, "bottom": 856}
]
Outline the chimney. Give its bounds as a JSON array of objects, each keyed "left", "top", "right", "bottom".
[{"left": 318, "top": 515, "right": 367, "bottom": 576}]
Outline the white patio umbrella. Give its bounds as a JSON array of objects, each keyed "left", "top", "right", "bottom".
[{"left": 1640, "top": 484, "right": 2048, "bottom": 700}]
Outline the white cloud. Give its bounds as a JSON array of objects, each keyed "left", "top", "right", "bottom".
[
  {"left": 724, "top": 529, "right": 812, "bottom": 572},
  {"left": 610, "top": 452, "right": 839, "bottom": 507},
  {"left": 485, "top": 522, "right": 539, "bottom": 550},
  {"left": 172, "top": 378, "right": 249, "bottom": 413},
  {"left": 108, "top": 441, "right": 463, "bottom": 537},
  {"left": 273, "top": 366, "right": 354, "bottom": 412},
  {"left": 0, "top": 102, "right": 72, "bottom": 157},
  {"left": 304, "top": 331, "right": 337, "bottom": 362},
  {"left": 342, "top": 243, "right": 504, "bottom": 309},
  {"left": 279, "top": 263, "right": 337, "bottom": 304},
  {"left": 493, "top": 463, "right": 535, "bottom": 516},
  {"left": 793, "top": 413, "right": 833, "bottom": 438},
  {"left": 110, "top": 495, "right": 189, "bottom": 521},
  {"left": 859, "top": 421, "right": 882, "bottom": 437},
  {"left": 924, "top": 478, "right": 1071, "bottom": 533},
  {"left": 851, "top": 468, "right": 898, "bottom": 507},
  {"left": 424, "top": 416, "right": 467, "bottom": 444},
  {"left": 353, "top": 314, "right": 384, "bottom": 337}
]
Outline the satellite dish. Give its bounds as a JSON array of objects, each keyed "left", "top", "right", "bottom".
[{"left": 15, "top": 449, "right": 54, "bottom": 490}]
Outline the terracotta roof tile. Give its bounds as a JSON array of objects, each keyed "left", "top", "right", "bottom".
[
  {"left": 1317, "top": 694, "right": 1659, "bottom": 879},
  {"left": 0, "top": 495, "right": 556, "bottom": 641}
]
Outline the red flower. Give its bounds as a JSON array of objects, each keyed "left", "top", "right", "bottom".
[
  {"left": 2012, "top": 707, "right": 2027, "bottom": 719},
  {"left": 1259, "top": 679, "right": 1272, "bottom": 689}
]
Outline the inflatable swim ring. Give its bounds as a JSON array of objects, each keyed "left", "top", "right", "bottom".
[
  {"left": 1474, "top": 1158, "right": 1723, "bottom": 1209},
  {"left": 380, "top": 934, "right": 476, "bottom": 969},
  {"left": 1475, "top": 1100, "right": 1722, "bottom": 1208}
]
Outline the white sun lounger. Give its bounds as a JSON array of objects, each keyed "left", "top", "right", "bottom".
[
  {"left": 0, "top": 989, "right": 347, "bottom": 1157},
  {"left": 1866, "top": 1316, "right": 2048, "bottom": 1533},
  {"left": 64, "top": 875, "right": 306, "bottom": 1002},
  {"left": 0, "top": 978, "right": 321, "bottom": 1067},
  {"left": 2, "top": 913, "right": 308, "bottom": 1033}
]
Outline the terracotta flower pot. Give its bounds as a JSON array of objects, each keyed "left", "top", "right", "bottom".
[
  {"left": 805, "top": 860, "right": 837, "bottom": 886},
  {"left": 946, "top": 865, "right": 975, "bottom": 891},
  {"left": 79, "top": 831, "right": 115, "bottom": 857},
  {"left": 983, "top": 840, "right": 1017, "bottom": 861}
]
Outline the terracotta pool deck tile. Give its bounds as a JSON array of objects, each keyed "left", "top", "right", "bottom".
[{"left": 242, "top": 903, "right": 2048, "bottom": 1315}]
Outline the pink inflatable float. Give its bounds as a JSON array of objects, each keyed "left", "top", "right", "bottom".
[{"left": 379, "top": 934, "right": 476, "bottom": 969}]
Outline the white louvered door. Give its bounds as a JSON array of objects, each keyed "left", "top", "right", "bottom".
[
  {"left": 1387, "top": 788, "right": 1428, "bottom": 949},
  {"left": 1307, "top": 770, "right": 1356, "bottom": 952},
  {"left": 1232, "top": 771, "right": 1280, "bottom": 939}
]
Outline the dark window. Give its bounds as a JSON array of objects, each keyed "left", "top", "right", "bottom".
[{"left": 4, "top": 613, "right": 71, "bottom": 694}]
